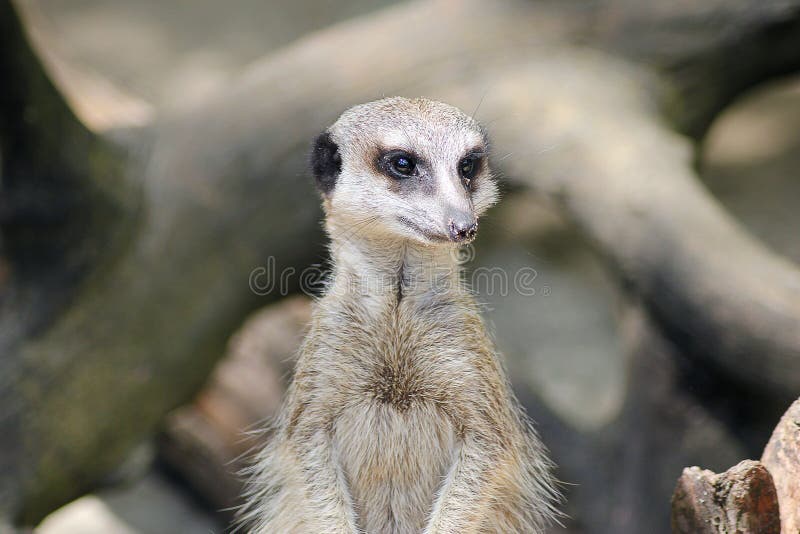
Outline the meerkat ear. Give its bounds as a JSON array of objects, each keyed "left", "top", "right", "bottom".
[{"left": 310, "top": 131, "right": 341, "bottom": 195}]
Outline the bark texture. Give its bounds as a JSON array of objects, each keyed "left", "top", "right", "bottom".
[
  {"left": 671, "top": 461, "right": 780, "bottom": 534},
  {"left": 761, "top": 399, "right": 800, "bottom": 532},
  {"left": 671, "top": 398, "right": 800, "bottom": 533}
]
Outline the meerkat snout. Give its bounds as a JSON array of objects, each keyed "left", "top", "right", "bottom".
[
  {"left": 311, "top": 97, "right": 498, "bottom": 246},
  {"left": 447, "top": 215, "right": 477, "bottom": 243}
]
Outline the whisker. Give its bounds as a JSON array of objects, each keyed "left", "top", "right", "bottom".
[
  {"left": 397, "top": 121, "right": 416, "bottom": 153},
  {"left": 470, "top": 88, "right": 489, "bottom": 122},
  {"left": 329, "top": 214, "right": 382, "bottom": 250},
  {"left": 392, "top": 200, "right": 441, "bottom": 230}
]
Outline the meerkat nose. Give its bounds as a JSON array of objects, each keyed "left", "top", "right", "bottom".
[{"left": 448, "top": 216, "right": 478, "bottom": 243}]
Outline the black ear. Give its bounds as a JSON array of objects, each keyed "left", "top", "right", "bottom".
[{"left": 310, "top": 131, "right": 341, "bottom": 194}]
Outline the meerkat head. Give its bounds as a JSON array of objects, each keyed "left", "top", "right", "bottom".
[{"left": 311, "top": 97, "right": 498, "bottom": 246}]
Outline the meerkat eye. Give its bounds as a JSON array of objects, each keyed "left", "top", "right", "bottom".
[
  {"left": 458, "top": 155, "right": 482, "bottom": 188},
  {"left": 460, "top": 158, "right": 475, "bottom": 177},
  {"left": 386, "top": 152, "right": 417, "bottom": 179}
]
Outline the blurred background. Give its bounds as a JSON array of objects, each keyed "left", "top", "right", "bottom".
[{"left": 2, "top": 0, "right": 799, "bottom": 532}]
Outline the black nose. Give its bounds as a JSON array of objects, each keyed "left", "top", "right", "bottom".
[{"left": 448, "top": 217, "right": 478, "bottom": 242}]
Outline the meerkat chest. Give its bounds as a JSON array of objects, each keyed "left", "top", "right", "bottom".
[
  {"left": 322, "top": 299, "right": 481, "bottom": 531},
  {"left": 349, "top": 301, "right": 481, "bottom": 405},
  {"left": 334, "top": 398, "right": 457, "bottom": 533}
]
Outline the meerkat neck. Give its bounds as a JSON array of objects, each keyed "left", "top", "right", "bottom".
[{"left": 326, "top": 228, "right": 462, "bottom": 303}]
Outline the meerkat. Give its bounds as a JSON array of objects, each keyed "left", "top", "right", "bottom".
[{"left": 238, "top": 97, "right": 560, "bottom": 533}]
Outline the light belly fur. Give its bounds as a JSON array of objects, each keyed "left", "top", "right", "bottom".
[{"left": 334, "top": 401, "right": 457, "bottom": 534}]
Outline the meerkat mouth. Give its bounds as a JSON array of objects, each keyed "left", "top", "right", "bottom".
[{"left": 397, "top": 216, "right": 450, "bottom": 243}]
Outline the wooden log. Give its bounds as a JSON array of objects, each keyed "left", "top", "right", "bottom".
[
  {"left": 671, "top": 461, "right": 780, "bottom": 533},
  {"left": 761, "top": 398, "right": 800, "bottom": 532}
]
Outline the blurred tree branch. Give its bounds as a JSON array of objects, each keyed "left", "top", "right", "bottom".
[{"left": 2, "top": 0, "right": 800, "bottom": 526}]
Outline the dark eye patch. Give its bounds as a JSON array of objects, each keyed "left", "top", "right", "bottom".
[
  {"left": 378, "top": 149, "right": 422, "bottom": 180},
  {"left": 310, "top": 131, "right": 341, "bottom": 194}
]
